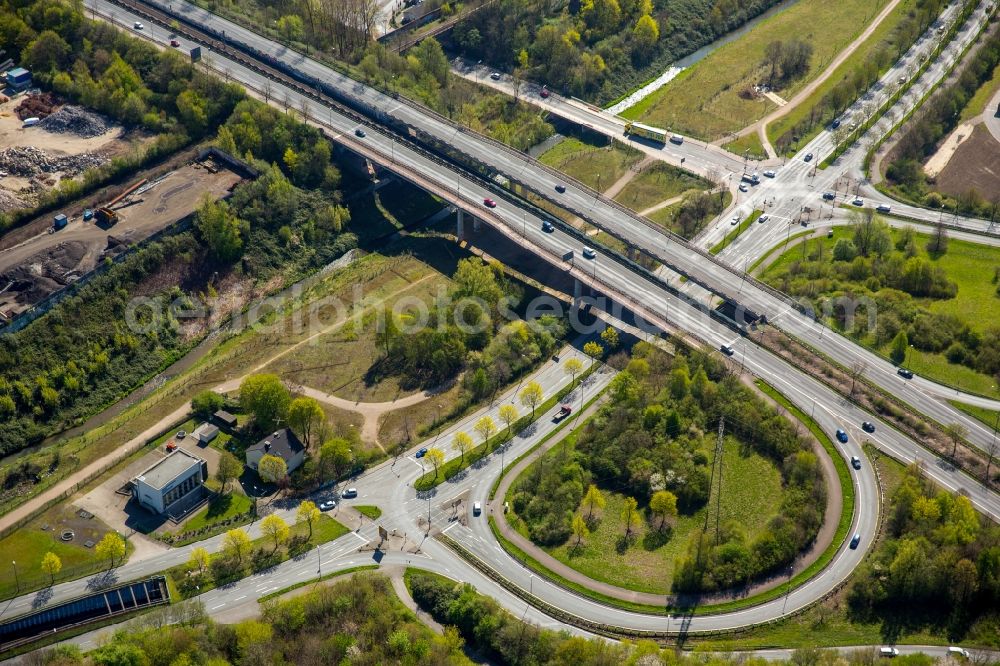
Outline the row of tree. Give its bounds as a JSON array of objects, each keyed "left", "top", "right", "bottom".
[
  {"left": 773, "top": 0, "right": 950, "bottom": 154},
  {"left": 884, "top": 28, "right": 1000, "bottom": 215}
]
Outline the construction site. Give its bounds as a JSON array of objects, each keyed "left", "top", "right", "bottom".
[{"left": 0, "top": 154, "right": 245, "bottom": 327}]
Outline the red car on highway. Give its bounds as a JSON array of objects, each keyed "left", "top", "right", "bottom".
[{"left": 483, "top": 198, "right": 497, "bottom": 208}]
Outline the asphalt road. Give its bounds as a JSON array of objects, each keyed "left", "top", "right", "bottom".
[{"left": 5, "top": 0, "right": 994, "bottom": 656}]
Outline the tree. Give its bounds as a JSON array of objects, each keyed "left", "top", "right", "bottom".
[
  {"left": 276, "top": 14, "right": 304, "bottom": 43},
  {"left": 927, "top": 221, "right": 949, "bottom": 255},
  {"left": 632, "top": 14, "right": 659, "bottom": 54},
  {"left": 583, "top": 341, "right": 604, "bottom": 366},
  {"left": 191, "top": 390, "right": 224, "bottom": 417},
  {"left": 473, "top": 416, "right": 497, "bottom": 447},
  {"left": 239, "top": 374, "right": 290, "bottom": 432},
  {"left": 40, "top": 551, "right": 61, "bottom": 586},
  {"left": 890, "top": 330, "right": 909, "bottom": 365},
  {"left": 621, "top": 496, "right": 640, "bottom": 538},
  {"left": 945, "top": 422, "right": 968, "bottom": 459},
  {"left": 189, "top": 547, "right": 210, "bottom": 575},
  {"left": 296, "top": 500, "right": 321, "bottom": 540},
  {"left": 649, "top": 490, "right": 678, "bottom": 530},
  {"left": 600, "top": 327, "right": 619, "bottom": 350},
  {"left": 519, "top": 381, "right": 544, "bottom": 417},
  {"left": 571, "top": 514, "right": 590, "bottom": 546},
  {"left": 222, "top": 528, "right": 252, "bottom": 564},
  {"left": 95, "top": 532, "right": 126, "bottom": 570},
  {"left": 849, "top": 361, "right": 868, "bottom": 397},
  {"left": 257, "top": 454, "right": 288, "bottom": 484},
  {"left": 319, "top": 438, "right": 353, "bottom": 480},
  {"left": 286, "top": 396, "right": 324, "bottom": 448},
  {"left": 564, "top": 357, "right": 584, "bottom": 385},
  {"left": 583, "top": 484, "right": 605, "bottom": 519},
  {"left": 498, "top": 404, "right": 519, "bottom": 437},
  {"left": 261, "top": 514, "right": 290, "bottom": 554},
  {"left": 194, "top": 196, "right": 247, "bottom": 263},
  {"left": 216, "top": 451, "right": 242, "bottom": 494},
  {"left": 452, "top": 431, "right": 473, "bottom": 462},
  {"left": 425, "top": 448, "right": 445, "bottom": 479}
]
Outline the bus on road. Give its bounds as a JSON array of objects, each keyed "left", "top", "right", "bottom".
[{"left": 624, "top": 121, "right": 667, "bottom": 144}]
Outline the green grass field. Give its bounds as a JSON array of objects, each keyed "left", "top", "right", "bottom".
[
  {"left": 959, "top": 61, "right": 1000, "bottom": 123},
  {"left": 947, "top": 400, "right": 1000, "bottom": 429},
  {"left": 520, "top": 438, "right": 783, "bottom": 595},
  {"left": 355, "top": 505, "right": 383, "bottom": 520},
  {"left": 723, "top": 133, "right": 769, "bottom": 160},
  {"left": 763, "top": 226, "right": 1000, "bottom": 397},
  {"left": 767, "top": 0, "right": 922, "bottom": 150},
  {"left": 180, "top": 493, "right": 252, "bottom": 534},
  {"left": 613, "top": 163, "right": 711, "bottom": 212},
  {"left": 539, "top": 137, "right": 643, "bottom": 192},
  {"left": 625, "top": 0, "right": 891, "bottom": 140}
]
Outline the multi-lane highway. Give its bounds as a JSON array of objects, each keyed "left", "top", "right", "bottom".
[{"left": 5, "top": 0, "right": 998, "bottom": 657}]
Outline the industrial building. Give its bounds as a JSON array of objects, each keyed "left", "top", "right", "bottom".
[
  {"left": 5, "top": 67, "right": 31, "bottom": 91},
  {"left": 131, "top": 449, "right": 208, "bottom": 516}
]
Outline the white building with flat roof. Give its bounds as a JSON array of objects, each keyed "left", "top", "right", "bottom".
[{"left": 132, "top": 449, "right": 208, "bottom": 515}]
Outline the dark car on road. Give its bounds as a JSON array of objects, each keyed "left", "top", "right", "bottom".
[
  {"left": 862, "top": 421, "right": 875, "bottom": 433},
  {"left": 355, "top": 128, "right": 366, "bottom": 138},
  {"left": 542, "top": 220, "right": 554, "bottom": 233},
  {"left": 850, "top": 533, "right": 861, "bottom": 549},
  {"left": 836, "top": 429, "right": 849, "bottom": 443},
  {"left": 415, "top": 447, "right": 428, "bottom": 458},
  {"left": 720, "top": 344, "right": 735, "bottom": 356},
  {"left": 555, "top": 184, "right": 566, "bottom": 193},
  {"left": 804, "top": 152, "right": 814, "bottom": 162},
  {"left": 851, "top": 456, "right": 862, "bottom": 470},
  {"left": 897, "top": 367, "right": 914, "bottom": 379},
  {"left": 319, "top": 500, "right": 336, "bottom": 511}
]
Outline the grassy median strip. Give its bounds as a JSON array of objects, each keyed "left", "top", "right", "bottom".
[
  {"left": 476, "top": 377, "right": 856, "bottom": 619},
  {"left": 414, "top": 364, "right": 598, "bottom": 491},
  {"left": 710, "top": 209, "right": 762, "bottom": 255}
]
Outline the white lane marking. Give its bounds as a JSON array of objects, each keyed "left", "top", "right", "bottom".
[{"left": 210, "top": 603, "right": 225, "bottom": 610}]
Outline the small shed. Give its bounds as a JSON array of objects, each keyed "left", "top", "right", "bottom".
[
  {"left": 53, "top": 213, "right": 68, "bottom": 230},
  {"left": 5, "top": 67, "right": 31, "bottom": 91},
  {"left": 192, "top": 422, "right": 219, "bottom": 444},
  {"left": 213, "top": 410, "right": 238, "bottom": 429}
]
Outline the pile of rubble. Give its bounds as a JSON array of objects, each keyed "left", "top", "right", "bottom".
[
  {"left": 14, "top": 92, "right": 59, "bottom": 120},
  {"left": 0, "top": 189, "right": 25, "bottom": 212},
  {"left": 0, "top": 146, "right": 105, "bottom": 178},
  {"left": 39, "top": 106, "right": 113, "bottom": 138}
]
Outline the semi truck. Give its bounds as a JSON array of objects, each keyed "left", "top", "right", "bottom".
[
  {"left": 624, "top": 121, "right": 667, "bottom": 144},
  {"left": 741, "top": 172, "right": 760, "bottom": 185}
]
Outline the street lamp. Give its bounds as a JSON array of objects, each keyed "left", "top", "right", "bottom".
[{"left": 11, "top": 560, "right": 18, "bottom": 592}]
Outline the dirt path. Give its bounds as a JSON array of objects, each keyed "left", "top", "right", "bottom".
[
  {"left": 603, "top": 156, "right": 655, "bottom": 200},
  {"left": 0, "top": 274, "right": 439, "bottom": 539},
  {"left": 490, "top": 373, "right": 843, "bottom": 607},
  {"left": 295, "top": 383, "right": 448, "bottom": 451},
  {"left": 923, "top": 119, "right": 979, "bottom": 177},
  {"left": 638, "top": 194, "right": 686, "bottom": 217},
  {"left": 723, "top": 0, "right": 905, "bottom": 157}
]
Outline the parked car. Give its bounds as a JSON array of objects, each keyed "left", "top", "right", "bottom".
[
  {"left": 720, "top": 344, "right": 735, "bottom": 356},
  {"left": 473, "top": 501, "right": 482, "bottom": 515},
  {"left": 176, "top": 430, "right": 187, "bottom": 439},
  {"left": 851, "top": 456, "right": 862, "bottom": 470},
  {"left": 166, "top": 442, "right": 177, "bottom": 452},
  {"left": 582, "top": 246, "right": 596, "bottom": 259},
  {"left": 133, "top": 21, "right": 144, "bottom": 29},
  {"left": 804, "top": 152, "right": 814, "bottom": 162},
  {"left": 490, "top": 72, "right": 501, "bottom": 80},
  {"left": 415, "top": 447, "right": 428, "bottom": 458},
  {"left": 897, "top": 367, "right": 914, "bottom": 379},
  {"left": 319, "top": 500, "right": 337, "bottom": 511},
  {"left": 850, "top": 532, "right": 861, "bottom": 549},
  {"left": 541, "top": 220, "right": 554, "bottom": 233},
  {"left": 483, "top": 198, "right": 497, "bottom": 208},
  {"left": 341, "top": 488, "right": 358, "bottom": 499},
  {"left": 836, "top": 429, "right": 849, "bottom": 443},
  {"left": 862, "top": 421, "right": 875, "bottom": 433},
  {"left": 879, "top": 647, "right": 899, "bottom": 657},
  {"left": 355, "top": 128, "right": 366, "bottom": 138}
]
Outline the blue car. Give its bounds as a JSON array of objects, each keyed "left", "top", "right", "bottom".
[
  {"left": 850, "top": 533, "right": 861, "bottom": 549},
  {"left": 836, "top": 429, "right": 849, "bottom": 443},
  {"left": 415, "top": 447, "right": 428, "bottom": 458}
]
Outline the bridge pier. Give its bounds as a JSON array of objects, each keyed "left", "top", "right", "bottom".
[
  {"left": 626, "top": 245, "right": 638, "bottom": 262},
  {"left": 456, "top": 209, "right": 464, "bottom": 239},
  {"left": 573, "top": 278, "right": 582, "bottom": 306},
  {"left": 473, "top": 216, "right": 481, "bottom": 233}
]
